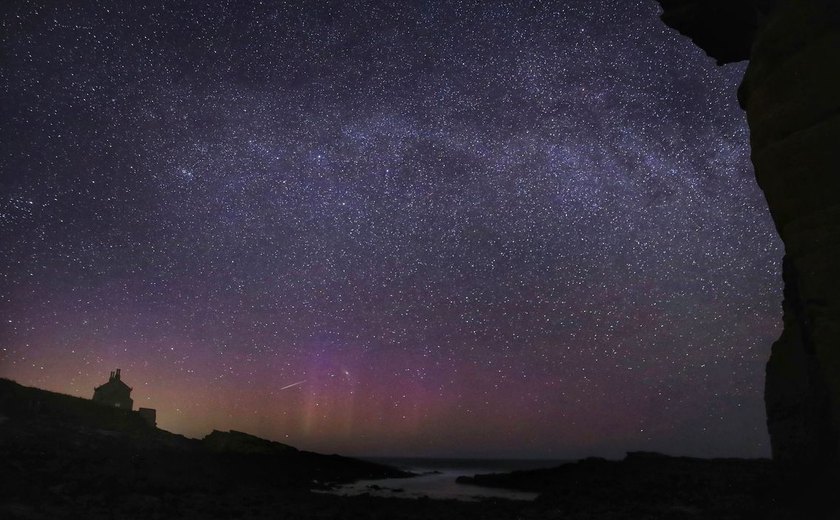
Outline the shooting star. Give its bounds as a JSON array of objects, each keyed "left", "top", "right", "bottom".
[{"left": 280, "top": 380, "right": 307, "bottom": 390}]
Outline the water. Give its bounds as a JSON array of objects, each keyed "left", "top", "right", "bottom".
[{"left": 327, "top": 458, "right": 568, "bottom": 501}]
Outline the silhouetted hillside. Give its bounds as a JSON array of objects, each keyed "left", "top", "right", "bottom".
[
  {"left": 2, "top": 379, "right": 834, "bottom": 519},
  {"left": 0, "top": 377, "right": 155, "bottom": 434},
  {"left": 0, "top": 379, "right": 412, "bottom": 510},
  {"left": 0, "top": 379, "right": 537, "bottom": 519}
]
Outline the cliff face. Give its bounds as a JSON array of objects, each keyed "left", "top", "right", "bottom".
[{"left": 656, "top": 0, "right": 840, "bottom": 465}]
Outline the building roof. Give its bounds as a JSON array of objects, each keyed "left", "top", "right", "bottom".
[
  {"left": 94, "top": 369, "right": 132, "bottom": 393},
  {"left": 94, "top": 378, "right": 131, "bottom": 393}
]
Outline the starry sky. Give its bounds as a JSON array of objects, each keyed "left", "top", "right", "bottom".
[{"left": 0, "top": 0, "right": 782, "bottom": 459}]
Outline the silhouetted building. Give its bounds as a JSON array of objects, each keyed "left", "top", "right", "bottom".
[
  {"left": 92, "top": 369, "right": 133, "bottom": 410},
  {"left": 138, "top": 407, "right": 156, "bottom": 426}
]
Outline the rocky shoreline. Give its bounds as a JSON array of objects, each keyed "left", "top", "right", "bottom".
[{"left": 2, "top": 378, "right": 838, "bottom": 519}]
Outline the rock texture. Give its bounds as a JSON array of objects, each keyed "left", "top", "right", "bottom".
[{"left": 656, "top": 0, "right": 840, "bottom": 465}]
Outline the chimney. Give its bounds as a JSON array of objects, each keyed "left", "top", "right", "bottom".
[
  {"left": 110, "top": 371, "right": 115, "bottom": 381},
  {"left": 115, "top": 368, "right": 121, "bottom": 380}
]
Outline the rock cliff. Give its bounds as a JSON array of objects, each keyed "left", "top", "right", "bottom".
[{"left": 656, "top": 0, "right": 840, "bottom": 465}]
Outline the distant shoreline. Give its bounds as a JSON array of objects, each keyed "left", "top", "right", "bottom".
[{"left": 360, "top": 456, "right": 573, "bottom": 472}]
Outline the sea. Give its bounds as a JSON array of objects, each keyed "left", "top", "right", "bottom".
[{"left": 326, "top": 457, "right": 569, "bottom": 501}]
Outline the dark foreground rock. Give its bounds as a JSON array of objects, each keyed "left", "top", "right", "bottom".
[
  {"left": 459, "top": 452, "right": 840, "bottom": 519},
  {"left": 0, "top": 407, "right": 520, "bottom": 519},
  {"left": 655, "top": 0, "right": 840, "bottom": 467},
  {"left": 2, "top": 379, "right": 838, "bottom": 519}
]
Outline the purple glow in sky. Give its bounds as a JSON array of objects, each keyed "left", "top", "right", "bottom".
[{"left": 0, "top": 0, "right": 780, "bottom": 458}]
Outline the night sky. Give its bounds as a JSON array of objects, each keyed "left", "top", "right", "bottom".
[{"left": 1, "top": 0, "right": 781, "bottom": 459}]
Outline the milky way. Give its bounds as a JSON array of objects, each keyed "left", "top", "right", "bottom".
[{"left": 0, "top": 1, "right": 781, "bottom": 458}]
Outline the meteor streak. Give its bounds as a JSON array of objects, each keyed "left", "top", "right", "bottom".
[{"left": 280, "top": 380, "right": 306, "bottom": 390}]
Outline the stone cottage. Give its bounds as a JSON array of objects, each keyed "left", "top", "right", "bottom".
[{"left": 92, "top": 368, "right": 133, "bottom": 410}]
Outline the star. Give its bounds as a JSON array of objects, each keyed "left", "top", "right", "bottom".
[{"left": 0, "top": 0, "right": 779, "bottom": 459}]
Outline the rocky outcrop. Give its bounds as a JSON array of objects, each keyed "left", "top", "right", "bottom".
[
  {"left": 656, "top": 0, "right": 758, "bottom": 64},
  {"left": 656, "top": 0, "right": 840, "bottom": 466},
  {"left": 202, "top": 429, "right": 298, "bottom": 454}
]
